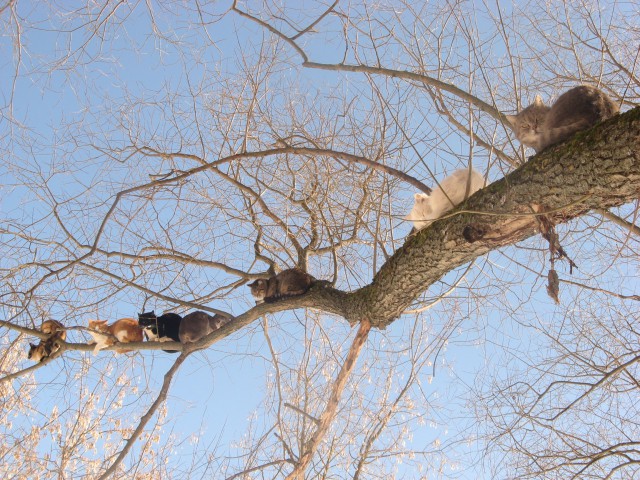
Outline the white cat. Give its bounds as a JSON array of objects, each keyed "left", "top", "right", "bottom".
[{"left": 405, "top": 168, "right": 484, "bottom": 231}]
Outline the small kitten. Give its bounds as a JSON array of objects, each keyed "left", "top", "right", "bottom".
[
  {"left": 248, "top": 268, "right": 315, "bottom": 305},
  {"left": 506, "top": 85, "right": 619, "bottom": 152},
  {"left": 87, "top": 318, "right": 143, "bottom": 354},
  {"left": 178, "top": 311, "right": 231, "bottom": 343},
  {"left": 41, "top": 319, "right": 66, "bottom": 340},
  {"left": 27, "top": 319, "right": 67, "bottom": 363},
  {"left": 138, "top": 311, "right": 182, "bottom": 353},
  {"left": 28, "top": 334, "right": 64, "bottom": 363},
  {"left": 404, "top": 168, "right": 485, "bottom": 231}
]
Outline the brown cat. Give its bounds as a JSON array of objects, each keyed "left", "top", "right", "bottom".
[
  {"left": 87, "top": 318, "right": 143, "bottom": 354},
  {"left": 28, "top": 320, "right": 67, "bottom": 363},
  {"left": 248, "top": 268, "right": 315, "bottom": 304},
  {"left": 178, "top": 311, "right": 231, "bottom": 343},
  {"left": 506, "top": 85, "right": 619, "bottom": 152},
  {"left": 28, "top": 335, "right": 62, "bottom": 363}
]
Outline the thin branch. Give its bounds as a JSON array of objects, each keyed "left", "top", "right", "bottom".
[
  {"left": 596, "top": 208, "right": 640, "bottom": 237},
  {"left": 97, "top": 350, "right": 191, "bottom": 480},
  {"left": 286, "top": 319, "right": 372, "bottom": 480}
]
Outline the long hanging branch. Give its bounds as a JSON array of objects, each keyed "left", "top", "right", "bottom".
[
  {"left": 285, "top": 319, "right": 372, "bottom": 480},
  {"left": 97, "top": 351, "right": 191, "bottom": 480}
]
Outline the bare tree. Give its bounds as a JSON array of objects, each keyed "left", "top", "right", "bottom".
[{"left": 0, "top": 1, "right": 639, "bottom": 478}]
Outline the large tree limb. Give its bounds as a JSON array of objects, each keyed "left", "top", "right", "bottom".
[
  {"left": 200, "top": 107, "right": 640, "bottom": 336},
  {"left": 11, "top": 108, "right": 637, "bottom": 368},
  {"left": 339, "top": 107, "right": 640, "bottom": 326}
]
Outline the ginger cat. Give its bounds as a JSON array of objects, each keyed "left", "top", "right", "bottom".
[{"left": 87, "top": 318, "right": 143, "bottom": 354}]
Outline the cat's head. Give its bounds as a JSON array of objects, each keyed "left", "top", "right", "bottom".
[
  {"left": 404, "top": 193, "right": 433, "bottom": 220},
  {"left": 506, "top": 95, "right": 550, "bottom": 147},
  {"left": 248, "top": 279, "right": 268, "bottom": 304},
  {"left": 137, "top": 312, "right": 160, "bottom": 340},
  {"left": 28, "top": 342, "right": 46, "bottom": 362},
  {"left": 137, "top": 311, "right": 158, "bottom": 327},
  {"left": 88, "top": 319, "right": 109, "bottom": 332}
]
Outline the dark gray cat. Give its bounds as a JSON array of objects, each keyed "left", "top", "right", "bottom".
[
  {"left": 507, "top": 85, "right": 619, "bottom": 152},
  {"left": 178, "top": 311, "right": 231, "bottom": 343},
  {"left": 248, "top": 268, "right": 315, "bottom": 304}
]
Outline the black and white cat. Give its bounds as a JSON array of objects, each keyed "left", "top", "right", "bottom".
[{"left": 138, "top": 311, "right": 182, "bottom": 353}]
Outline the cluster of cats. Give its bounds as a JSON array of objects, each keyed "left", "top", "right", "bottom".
[
  {"left": 28, "top": 85, "right": 619, "bottom": 363},
  {"left": 28, "top": 310, "right": 232, "bottom": 362},
  {"left": 28, "top": 268, "right": 317, "bottom": 362},
  {"left": 405, "top": 85, "right": 619, "bottom": 231}
]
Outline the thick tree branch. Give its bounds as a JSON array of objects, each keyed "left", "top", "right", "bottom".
[
  {"left": 196, "top": 107, "right": 640, "bottom": 336},
  {"left": 22, "top": 108, "right": 636, "bottom": 366},
  {"left": 343, "top": 107, "right": 640, "bottom": 326}
]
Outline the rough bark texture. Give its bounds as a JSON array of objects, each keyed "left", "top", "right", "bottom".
[
  {"left": 193, "top": 107, "right": 640, "bottom": 345},
  {"left": 347, "top": 106, "right": 640, "bottom": 327}
]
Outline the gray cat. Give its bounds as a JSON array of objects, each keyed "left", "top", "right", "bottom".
[
  {"left": 178, "top": 311, "right": 231, "bottom": 343},
  {"left": 248, "top": 268, "right": 315, "bottom": 304},
  {"left": 506, "top": 85, "right": 618, "bottom": 152}
]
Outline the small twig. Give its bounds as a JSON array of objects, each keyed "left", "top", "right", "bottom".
[
  {"left": 284, "top": 402, "right": 320, "bottom": 425},
  {"left": 596, "top": 208, "right": 640, "bottom": 237}
]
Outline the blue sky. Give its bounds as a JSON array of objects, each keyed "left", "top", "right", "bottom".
[{"left": 2, "top": 2, "right": 639, "bottom": 479}]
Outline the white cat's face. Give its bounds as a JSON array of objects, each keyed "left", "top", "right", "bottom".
[
  {"left": 404, "top": 193, "right": 432, "bottom": 220},
  {"left": 404, "top": 193, "right": 436, "bottom": 232}
]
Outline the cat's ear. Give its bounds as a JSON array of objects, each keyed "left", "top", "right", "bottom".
[
  {"left": 29, "top": 342, "right": 36, "bottom": 348},
  {"left": 505, "top": 114, "right": 517, "bottom": 126},
  {"left": 533, "top": 95, "right": 544, "bottom": 106}
]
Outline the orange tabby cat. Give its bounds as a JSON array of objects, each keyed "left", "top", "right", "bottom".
[{"left": 87, "top": 318, "right": 143, "bottom": 354}]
